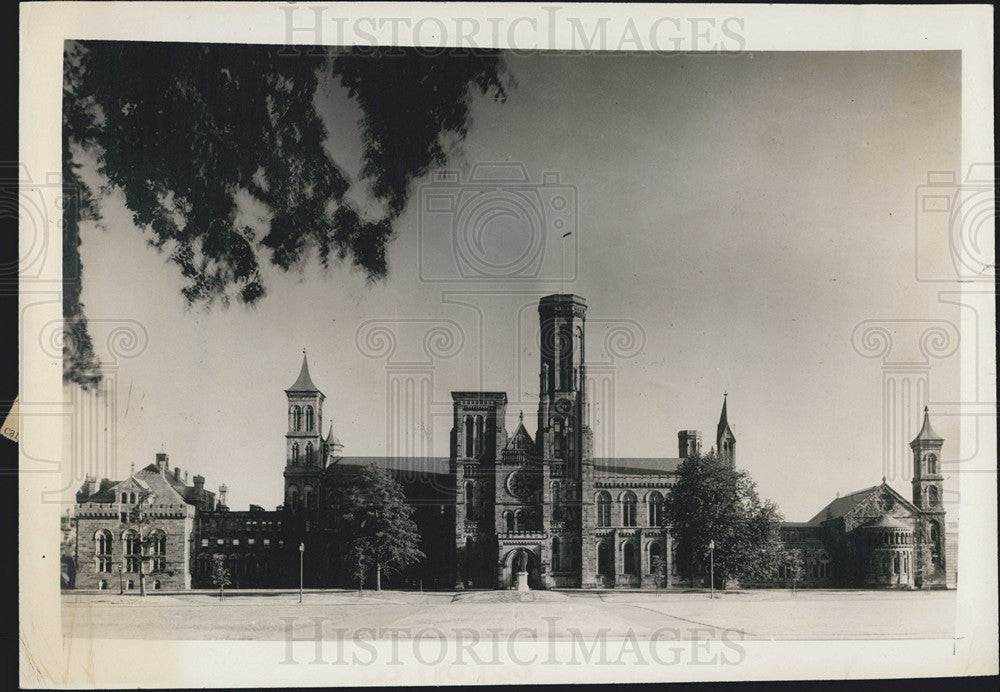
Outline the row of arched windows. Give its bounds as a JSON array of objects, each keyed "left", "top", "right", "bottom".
[
  {"left": 289, "top": 442, "right": 315, "bottom": 466},
  {"left": 595, "top": 491, "right": 663, "bottom": 528},
  {"left": 96, "top": 529, "right": 166, "bottom": 573},
  {"left": 502, "top": 509, "right": 538, "bottom": 533},
  {"left": 924, "top": 453, "right": 938, "bottom": 474},
  {"left": 120, "top": 492, "right": 138, "bottom": 504},
  {"left": 289, "top": 405, "right": 316, "bottom": 432},
  {"left": 286, "top": 484, "right": 314, "bottom": 509},
  {"left": 463, "top": 415, "right": 486, "bottom": 458},
  {"left": 596, "top": 539, "right": 663, "bottom": 576}
]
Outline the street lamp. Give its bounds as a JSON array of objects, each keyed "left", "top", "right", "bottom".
[
  {"left": 708, "top": 539, "right": 715, "bottom": 600},
  {"left": 299, "top": 542, "right": 304, "bottom": 603}
]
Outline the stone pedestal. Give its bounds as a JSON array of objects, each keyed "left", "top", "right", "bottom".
[{"left": 515, "top": 571, "right": 529, "bottom": 592}]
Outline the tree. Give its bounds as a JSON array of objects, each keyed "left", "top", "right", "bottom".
[
  {"left": 62, "top": 42, "right": 511, "bottom": 387},
  {"left": 211, "top": 555, "right": 231, "bottom": 601},
  {"left": 662, "top": 450, "right": 784, "bottom": 588},
  {"left": 783, "top": 548, "right": 805, "bottom": 594},
  {"left": 125, "top": 489, "right": 167, "bottom": 596},
  {"left": 329, "top": 464, "right": 425, "bottom": 591}
]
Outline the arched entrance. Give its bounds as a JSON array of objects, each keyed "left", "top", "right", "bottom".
[{"left": 500, "top": 548, "right": 541, "bottom": 590}]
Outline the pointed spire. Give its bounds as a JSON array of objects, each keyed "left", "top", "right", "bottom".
[
  {"left": 286, "top": 350, "right": 320, "bottom": 393},
  {"left": 910, "top": 405, "right": 943, "bottom": 445},
  {"left": 719, "top": 392, "right": 729, "bottom": 427}
]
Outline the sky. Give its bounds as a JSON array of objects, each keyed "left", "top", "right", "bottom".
[{"left": 72, "top": 50, "right": 961, "bottom": 519}]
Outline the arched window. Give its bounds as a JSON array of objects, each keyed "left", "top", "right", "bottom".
[
  {"left": 596, "top": 491, "right": 611, "bottom": 527},
  {"left": 465, "top": 481, "right": 476, "bottom": 520},
  {"left": 149, "top": 529, "right": 166, "bottom": 571},
  {"left": 647, "top": 491, "right": 663, "bottom": 527},
  {"left": 305, "top": 405, "right": 314, "bottom": 431},
  {"left": 552, "top": 537, "right": 561, "bottom": 571},
  {"left": 95, "top": 530, "right": 113, "bottom": 573},
  {"left": 123, "top": 530, "right": 141, "bottom": 573},
  {"left": 288, "top": 485, "right": 299, "bottom": 508},
  {"left": 598, "top": 540, "right": 612, "bottom": 576},
  {"left": 121, "top": 492, "right": 128, "bottom": 504},
  {"left": 893, "top": 554, "right": 900, "bottom": 574},
  {"left": 623, "top": 542, "right": 637, "bottom": 575},
  {"left": 552, "top": 417, "right": 564, "bottom": 458},
  {"left": 305, "top": 442, "right": 313, "bottom": 465},
  {"left": 129, "top": 492, "right": 136, "bottom": 504},
  {"left": 464, "top": 416, "right": 474, "bottom": 458},
  {"left": 504, "top": 512, "right": 514, "bottom": 533},
  {"left": 291, "top": 443, "right": 299, "bottom": 465},
  {"left": 649, "top": 542, "right": 663, "bottom": 573},
  {"left": 475, "top": 416, "right": 484, "bottom": 456},
  {"left": 291, "top": 406, "right": 302, "bottom": 431},
  {"left": 927, "top": 486, "right": 939, "bottom": 507},
  {"left": 153, "top": 580, "right": 161, "bottom": 590},
  {"left": 929, "top": 522, "right": 941, "bottom": 564},
  {"left": 303, "top": 485, "right": 313, "bottom": 509},
  {"left": 514, "top": 510, "right": 526, "bottom": 532},
  {"left": 926, "top": 453, "right": 937, "bottom": 474},
  {"left": 622, "top": 491, "right": 637, "bottom": 527}
]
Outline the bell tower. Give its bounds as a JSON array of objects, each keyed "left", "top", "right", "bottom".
[
  {"left": 910, "top": 407, "right": 944, "bottom": 509},
  {"left": 537, "top": 294, "right": 592, "bottom": 471},
  {"left": 284, "top": 351, "right": 324, "bottom": 511}
]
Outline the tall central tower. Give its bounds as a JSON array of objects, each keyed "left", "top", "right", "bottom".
[{"left": 536, "top": 294, "right": 595, "bottom": 587}]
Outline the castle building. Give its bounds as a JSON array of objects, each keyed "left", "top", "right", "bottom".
[{"left": 65, "top": 294, "right": 954, "bottom": 591}]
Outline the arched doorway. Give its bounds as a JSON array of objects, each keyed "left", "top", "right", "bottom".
[{"left": 500, "top": 548, "right": 541, "bottom": 589}]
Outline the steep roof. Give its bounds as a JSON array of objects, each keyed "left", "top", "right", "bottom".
[
  {"left": 286, "top": 352, "right": 320, "bottom": 393},
  {"left": 806, "top": 481, "right": 920, "bottom": 525},
  {"left": 331, "top": 456, "right": 451, "bottom": 476},
  {"left": 84, "top": 465, "right": 188, "bottom": 505},
  {"left": 717, "top": 393, "right": 734, "bottom": 440},
  {"left": 807, "top": 485, "right": 880, "bottom": 524},
  {"left": 910, "top": 406, "right": 943, "bottom": 444},
  {"left": 504, "top": 418, "right": 534, "bottom": 450}
]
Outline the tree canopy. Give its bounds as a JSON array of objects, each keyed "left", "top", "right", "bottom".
[
  {"left": 63, "top": 42, "right": 510, "bottom": 387},
  {"left": 661, "top": 450, "right": 784, "bottom": 587},
  {"left": 328, "top": 464, "right": 425, "bottom": 590}
]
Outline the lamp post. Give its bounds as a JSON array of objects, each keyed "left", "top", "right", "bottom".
[
  {"left": 708, "top": 539, "right": 715, "bottom": 600},
  {"left": 299, "top": 542, "right": 304, "bottom": 603}
]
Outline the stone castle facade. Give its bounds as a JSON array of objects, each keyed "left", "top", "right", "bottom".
[{"left": 63, "top": 294, "right": 955, "bottom": 591}]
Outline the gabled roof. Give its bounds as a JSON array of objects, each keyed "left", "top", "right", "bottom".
[
  {"left": 286, "top": 352, "right": 320, "bottom": 393},
  {"left": 84, "top": 466, "right": 188, "bottom": 505},
  {"left": 504, "top": 421, "right": 534, "bottom": 450},
  {"left": 910, "top": 406, "right": 943, "bottom": 445},
  {"left": 807, "top": 481, "right": 921, "bottom": 525}
]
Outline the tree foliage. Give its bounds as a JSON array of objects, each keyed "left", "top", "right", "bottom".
[
  {"left": 662, "top": 450, "right": 784, "bottom": 587},
  {"left": 211, "top": 554, "right": 231, "bottom": 600},
  {"left": 328, "top": 464, "right": 425, "bottom": 590},
  {"left": 63, "top": 42, "right": 510, "bottom": 387}
]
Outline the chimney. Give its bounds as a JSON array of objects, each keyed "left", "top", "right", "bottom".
[
  {"left": 184, "top": 471, "right": 189, "bottom": 484},
  {"left": 173, "top": 466, "right": 181, "bottom": 482},
  {"left": 78, "top": 474, "right": 98, "bottom": 501},
  {"left": 193, "top": 475, "right": 205, "bottom": 490},
  {"left": 156, "top": 452, "right": 169, "bottom": 473},
  {"left": 218, "top": 484, "right": 228, "bottom": 509}
]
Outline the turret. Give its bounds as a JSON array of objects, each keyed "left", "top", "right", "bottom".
[{"left": 678, "top": 430, "right": 702, "bottom": 458}]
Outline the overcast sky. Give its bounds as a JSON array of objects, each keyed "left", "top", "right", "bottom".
[{"left": 73, "top": 50, "right": 961, "bottom": 519}]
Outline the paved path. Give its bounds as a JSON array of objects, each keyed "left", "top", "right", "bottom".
[{"left": 61, "top": 589, "right": 956, "bottom": 642}]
